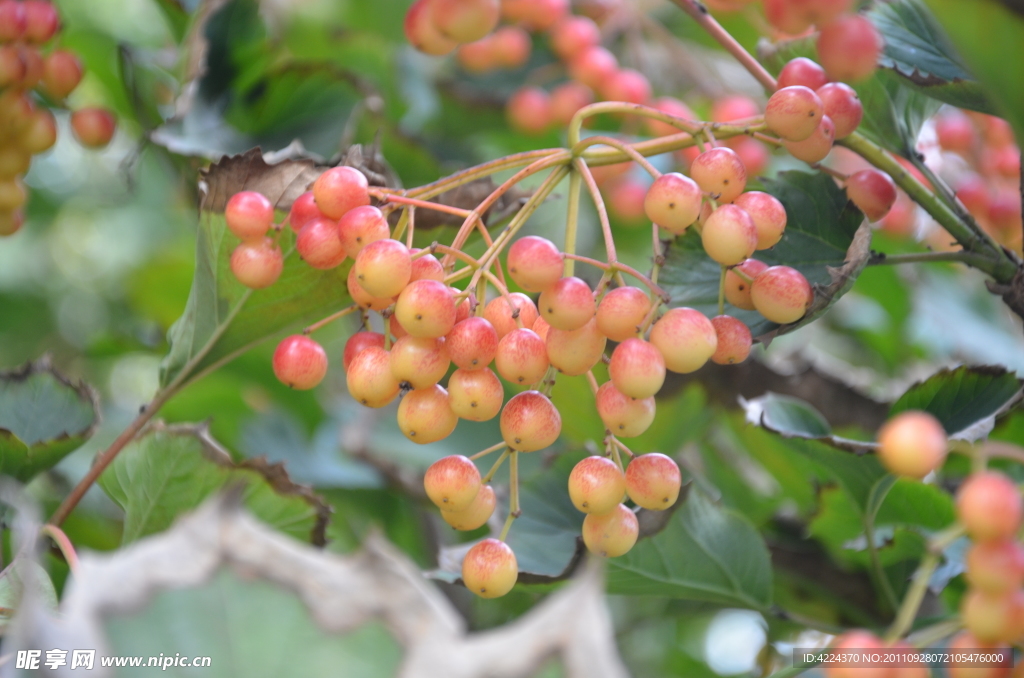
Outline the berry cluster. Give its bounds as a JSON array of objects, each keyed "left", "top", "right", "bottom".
[
  {"left": 823, "top": 411, "right": 1024, "bottom": 661},
  {"left": 0, "top": 0, "right": 117, "bottom": 237}
]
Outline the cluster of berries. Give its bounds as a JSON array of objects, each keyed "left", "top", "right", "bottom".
[
  {"left": 820, "top": 410, "right": 1024, "bottom": 662},
  {"left": 0, "top": 0, "right": 117, "bottom": 236}
]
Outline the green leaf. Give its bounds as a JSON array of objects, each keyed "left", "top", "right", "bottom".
[
  {"left": 781, "top": 438, "right": 888, "bottom": 514},
  {"left": 506, "top": 463, "right": 585, "bottom": 581},
  {"left": 757, "top": 393, "right": 831, "bottom": 438},
  {"left": 159, "top": 151, "right": 349, "bottom": 389},
  {"left": 605, "top": 489, "right": 772, "bottom": 609},
  {"left": 659, "top": 171, "right": 866, "bottom": 337},
  {"left": 104, "top": 569, "right": 402, "bottom": 678},
  {"left": 889, "top": 365, "right": 1023, "bottom": 435},
  {"left": 99, "top": 422, "right": 330, "bottom": 544},
  {"left": 867, "top": 0, "right": 997, "bottom": 114},
  {"left": 925, "top": 0, "right": 1024, "bottom": 143},
  {"left": 0, "top": 358, "right": 99, "bottom": 483}
]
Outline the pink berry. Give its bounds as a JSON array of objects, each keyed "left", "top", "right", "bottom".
[
  {"left": 644, "top": 172, "right": 702, "bottom": 235},
  {"left": 495, "top": 328, "right": 549, "bottom": 385},
  {"left": 647, "top": 97, "right": 696, "bottom": 137},
  {"left": 432, "top": 0, "right": 499, "bottom": 43},
  {"left": 538, "top": 276, "right": 596, "bottom": 331},
  {"left": 650, "top": 307, "right": 717, "bottom": 373},
  {"left": 461, "top": 538, "right": 518, "bottom": 598},
  {"left": 347, "top": 267, "right": 393, "bottom": 311},
  {"left": 457, "top": 37, "right": 498, "bottom": 73},
  {"left": 957, "top": 472, "right": 1023, "bottom": 542},
  {"left": 425, "top": 455, "right": 481, "bottom": 511},
  {"left": 483, "top": 292, "right": 539, "bottom": 339},
  {"left": 297, "top": 217, "right": 348, "bottom": 269},
  {"left": 690, "top": 147, "right": 747, "bottom": 203},
  {"left": 750, "top": 265, "right": 813, "bottom": 324},
  {"left": 625, "top": 452, "right": 681, "bottom": 510},
  {"left": 710, "top": 315, "right": 752, "bottom": 365},
  {"left": 391, "top": 335, "right": 451, "bottom": 389},
  {"left": 70, "top": 108, "right": 116, "bottom": 149},
  {"left": 846, "top": 169, "right": 897, "bottom": 221},
  {"left": 404, "top": 0, "right": 457, "bottom": 56},
  {"left": 507, "top": 235, "right": 563, "bottom": 292},
  {"left": 711, "top": 94, "right": 759, "bottom": 123},
  {"left": 777, "top": 57, "right": 828, "bottom": 90},
  {"left": 502, "top": 0, "right": 568, "bottom": 30},
  {"left": 701, "top": 204, "right": 758, "bottom": 265},
  {"left": 507, "top": 86, "right": 552, "bottom": 135},
  {"left": 595, "top": 381, "right": 655, "bottom": 438},
  {"left": 568, "top": 45, "right": 618, "bottom": 90},
  {"left": 230, "top": 238, "right": 283, "bottom": 289},
  {"left": 342, "top": 331, "right": 385, "bottom": 370},
  {"left": 500, "top": 390, "right": 561, "bottom": 452},
  {"left": 22, "top": 0, "right": 58, "bottom": 43},
  {"left": 783, "top": 114, "right": 835, "bottom": 164},
  {"left": 549, "top": 81, "right": 595, "bottom": 126},
  {"left": 600, "top": 68, "right": 651, "bottom": 105},
  {"left": 347, "top": 346, "right": 400, "bottom": 407},
  {"left": 273, "top": 335, "right": 328, "bottom": 390},
  {"left": 0, "top": 1, "right": 26, "bottom": 42},
  {"left": 337, "top": 205, "right": 389, "bottom": 257},
  {"left": 817, "top": 15, "right": 882, "bottom": 83},
  {"left": 568, "top": 456, "right": 626, "bottom": 515},
  {"left": 733, "top": 191, "right": 787, "bottom": 249},
  {"left": 398, "top": 384, "right": 459, "bottom": 444},
  {"left": 596, "top": 286, "right": 651, "bottom": 342},
  {"left": 41, "top": 50, "right": 82, "bottom": 99},
  {"left": 816, "top": 82, "right": 863, "bottom": 139},
  {"left": 935, "top": 110, "right": 976, "bottom": 155},
  {"left": 545, "top": 317, "right": 607, "bottom": 376},
  {"left": 395, "top": 279, "right": 458, "bottom": 338},
  {"left": 492, "top": 26, "right": 531, "bottom": 68},
  {"left": 225, "top": 191, "right": 274, "bottom": 240},
  {"left": 446, "top": 317, "right": 499, "bottom": 370},
  {"left": 582, "top": 503, "right": 638, "bottom": 557},
  {"left": 609, "top": 337, "right": 666, "bottom": 399},
  {"left": 448, "top": 367, "right": 504, "bottom": 421},
  {"left": 313, "top": 166, "right": 370, "bottom": 220},
  {"left": 765, "top": 86, "right": 824, "bottom": 142},
  {"left": 287, "top": 191, "right": 326, "bottom": 232},
  {"left": 550, "top": 15, "right": 600, "bottom": 61},
  {"left": 876, "top": 410, "right": 948, "bottom": 479},
  {"left": 354, "top": 238, "right": 412, "bottom": 298}
]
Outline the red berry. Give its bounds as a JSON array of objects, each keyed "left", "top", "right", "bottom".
[
  {"left": 495, "top": 328, "right": 549, "bottom": 385},
  {"left": 550, "top": 15, "right": 600, "bottom": 61},
  {"left": 462, "top": 538, "right": 518, "bottom": 598},
  {"left": 0, "top": 177, "right": 25, "bottom": 212},
  {"left": 763, "top": 0, "right": 812, "bottom": 34},
  {"left": 18, "top": 44, "right": 41, "bottom": 89},
  {"left": 313, "top": 166, "right": 370, "bottom": 220},
  {"left": 823, "top": 631, "right": 888, "bottom": 678},
  {"left": 390, "top": 335, "right": 451, "bottom": 389},
  {"left": 935, "top": 109, "right": 976, "bottom": 155},
  {"left": 442, "top": 484, "right": 496, "bottom": 530},
  {"left": 272, "top": 335, "right": 328, "bottom": 390},
  {"left": 816, "top": 82, "right": 863, "bottom": 139},
  {"left": 287, "top": 191, "right": 325, "bottom": 232},
  {"left": 230, "top": 238, "right": 283, "bottom": 289},
  {"left": 600, "top": 68, "right": 651, "bottom": 105},
  {"left": 296, "top": 217, "right": 347, "bottom": 269},
  {"left": 647, "top": 97, "right": 696, "bottom": 137},
  {"left": 346, "top": 346, "right": 400, "bottom": 407},
  {"left": 483, "top": 292, "right": 539, "bottom": 339},
  {"left": 398, "top": 384, "right": 458, "bottom": 444},
  {"left": 650, "top": 308, "right": 717, "bottom": 373},
  {"left": 409, "top": 249, "right": 445, "bottom": 282},
  {"left": 545, "top": 317, "right": 607, "bottom": 376},
  {"left": 711, "top": 94, "right": 759, "bottom": 123},
  {"left": 625, "top": 452, "right": 681, "bottom": 510},
  {"left": 432, "top": 0, "right": 499, "bottom": 43},
  {"left": 404, "top": 0, "right": 457, "bottom": 56},
  {"left": 342, "top": 331, "right": 385, "bottom": 370},
  {"left": 596, "top": 286, "right": 651, "bottom": 342},
  {"left": 347, "top": 267, "right": 393, "bottom": 311},
  {"left": 448, "top": 367, "right": 504, "bottom": 421},
  {"left": 765, "top": 86, "right": 824, "bottom": 142},
  {"left": 500, "top": 390, "right": 561, "bottom": 452},
  {"left": 946, "top": 633, "right": 1011, "bottom": 678},
  {"left": 538, "top": 276, "right": 595, "bottom": 331},
  {"left": 493, "top": 26, "right": 531, "bottom": 68},
  {"left": 0, "top": 0, "right": 26, "bottom": 42},
  {"left": 777, "top": 57, "right": 828, "bottom": 90},
  {"left": 733, "top": 137, "right": 770, "bottom": 177},
  {"left": 0, "top": 45, "right": 23, "bottom": 88},
  {"left": 876, "top": 410, "right": 947, "bottom": 479},
  {"left": 966, "top": 539, "right": 1024, "bottom": 594},
  {"left": 508, "top": 86, "right": 552, "bottom": 135},
  {"left": 957, "top": 471, "right": 1023, "bottom": 542},
  {"left": 22, "top": 1, "right": 58, "bottom": 43},
  {"left": 710, "top": 315, "right": 752, "bottom": 364},
  {"left": 817, "top": 15, "right": 882, "bottom": 83},
  {"left": 702, "top": 204, "right": 758, "bottom": 266},
  {"left": 225, "top": 191, "right": 275, "bottom": 240},
  {"left": 457, "top": 36, "right": 497, "bottom": 73},
  {"left": 41, "top": 50, "right": 82, "bottom": 99},
  {"left": 424, "top": 455, "right": 481, "bottom": 511},
  {"left": 568, "top": 45, "right": 618, "bottom": 90},
  {"left": 507, "top": 235, "right": 563, "bottom": 292},
  {"left": 609, "top": 338, "right": 665, "bottom": 399},
  {"left": 690, "top": 147, "right": 747, "bottom": 203},
  {"left": 354, "top": 239, "right": 412, "bottom": 298},
  {"left": 568, "top": 456, "right": 627, "bottom": 515},
  {"left": 607, "top": 178, "right": 648, "bottom": 225},
  {"left": 750, "top": 265, "right": 813, "bottom": 324},
  {"left": 846, "top": 169, "right": 897, "bottom": 221},
  {"left": 337, "top": 205, "right": 389, "bottom": 257},
  {"left": 70, "top": 108, "right": 117, "bottom": 149},
  {"left": 783, "top": 114, "right": 835, "bottom": 164},
  {"left": 595, "top": 382, "right": 655, "bottom": 438},
  {"left": 549, "top": 81, "right": 595, "bottom": 126},
  {"left": 582, "top": 503, "right": 638, "bottom": 556},
  {"left": 644, "top": 172, "right": 702, "bottom": 235},
  {"left": 962, "top": 588, "right": 1024, "bottom": 643},
  {"left": 501, "top": 0, "right": 568, "bottom": 30},
  {"left": 395, "top": 279, "right": 458, "bottom": 338},
  {"left": 733, "top": 191, "right": 787, "bottom": 250},
  {"left": 446, "top": 316, "right": 499, "bottom": 369}
]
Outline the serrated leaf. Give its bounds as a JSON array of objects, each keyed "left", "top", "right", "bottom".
[
  {"left": 925, "top": 0, "right": 1024, "bottom": 142},
  {"left": 742, "top": 392, "right": 877, "bottom": 454},
  {"left": 99, "top": 421, "right": 330, "bottom": 544},
  {"left": 0, "top": 358, "right": 99, "bottom": 483},
  {"left": 889, "top": 365, "right": 1023, "bottom": 435},
  {"left": 159, "top": 150, "right": 351, "bottom": 389},
  {"left": 605, "top": 489, "right": 772, "bottom": 609},
  {"left": 868, "top": 0, "right": 997, "bottom": 114},
  {"left": 659, "top": 171, "right": 867, "bottom": 338}
]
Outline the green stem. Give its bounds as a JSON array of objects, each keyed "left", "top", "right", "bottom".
[
  {"left": 840, "top": 133, "right": 1019, "bottom": 283},
  {"left": 717, "top": 265, "right": 727, "bottom": 316},
  {"left": 884, "top": 552, "right": 939, "bottom": 643},
  {"left": 868, "top": 250, "right": 996, "bottom": 267},
  {"left": 498, "top": 451, "right": 520, "bottom": 541},
  {"left": 482, "top": 448, "right": 511, "bottom": 484},
  {"left": 564, "top": 169, "right": 582, "bottom": 277}
]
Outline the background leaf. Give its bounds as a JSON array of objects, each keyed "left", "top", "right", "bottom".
[
  {"left": 0, "top": 358, "right": 99, "bottom": 482},
  {"left": 889, "top": 365, "right": 1022, "bottom": 435},
  {"left": 99, "top": 422, "right": 330, "bottom": 544},
  {"left": 659, "top": 171, "right": 865, "bottom": 336},
  {"left": 605, "top": 490, "right": 772, "bottom": 609}
]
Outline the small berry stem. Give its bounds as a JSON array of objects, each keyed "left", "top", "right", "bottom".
[
  {"left": 430, "top": 243, "right": 481, "bottom": 269},
  {"left": 568, "top": 101, "right": 703, "bottom": 148},
  {"left": 564, "top": 169, "right": 582, "bottom": 277},
  {"left": 481, "top": 269, "right": 525, "bottom": 329},
  {"left": 407, "top": 148, "right": 563, "bottom": 201},
  {"left": 405, "top": 207, "right": 416, "bottom": 249},
  {"left": 730, "top": 265, "right": 754, "bottom": 285},
  {"left": 303, "top": 303, "right": 359, "bottom": 335},
  {"left": 367, "top": 188, "right": 474, "bottom": 218},
  {"left": 585, "top": 370, "right": 600, "bottom": 395},
  {"left": 470, "top": 441, "right": 508, "bottom": 461},
  {"left": 718, "top": 265, "right": 727, "bottom": 316},
  {"left": 392, "top": 207, "right": 411, "bottom": 244},
  {"left": 811, "top": 163, "right": 850, "bottom": 182},
  {"left": 574, "top": 158, "right": 618, "bottom": 264},
  {"left": 612, "top": 437, "right": 636, "bottom": 459},
  {"left": 39, "top": 524, "right": 79, "bottom": 574},
  {"left": 498, "top": 451, "right": 521, "bottom": 542},
  {"left": 573, "top": 135, "right": 662, "bottom": 180},
  {"left": 481, "top": 448, "right": 511, "bottom": 484}
]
